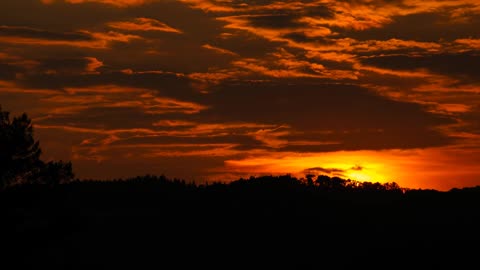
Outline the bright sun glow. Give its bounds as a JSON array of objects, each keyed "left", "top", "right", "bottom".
[
  {"left": 225, "top": 151, "right": 402, "bottom": 183},
  {"left": 225, "top": 147, "right": 480, "bottom": 191}
]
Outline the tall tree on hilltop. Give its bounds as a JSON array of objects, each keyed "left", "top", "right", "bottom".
[{"left": 0, "top": 105, "right": 74, "bottom": 189}]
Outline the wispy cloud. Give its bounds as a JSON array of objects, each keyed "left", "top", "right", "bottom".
[
  {"left": 108, "top": 18, "right": 182, "bottom": 33},
  {"left": 2, "top": 0, "right": 480, "bottom": 189},
  {"left": 0, "top": 26, "right": 141, "bottom": 48},
  {"left": 202, "top": 44, "right": 238, "bottom": 56},
  {"left": 42, "top": 0, "right": 152, "bottom": 7}
]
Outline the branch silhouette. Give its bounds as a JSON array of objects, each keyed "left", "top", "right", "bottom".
[{"left": 0, "top": 105, "right": 74, "bottom": 189}]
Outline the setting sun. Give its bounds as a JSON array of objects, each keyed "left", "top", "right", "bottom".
[
  {"left": 1, "top": 0, "right": 480, "bottom": 190},
  {"left": 2, "top": 1, "right": 480, "bottom": 269}
]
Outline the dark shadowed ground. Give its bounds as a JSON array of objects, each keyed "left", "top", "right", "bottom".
[{"left": 2, "top": 175, "right": 479, "bottom": 269}]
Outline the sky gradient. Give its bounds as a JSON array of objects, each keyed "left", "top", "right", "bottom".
[{"left": 1, "top": 0, "right": 480, "bottom": 190}]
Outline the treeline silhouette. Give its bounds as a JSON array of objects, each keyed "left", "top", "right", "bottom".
[
  {"left": 2, "top": 174, "right": 480, "bottom": 269},
  {"left": 1, "top": 106, "right": 479, "bottom": 269}
]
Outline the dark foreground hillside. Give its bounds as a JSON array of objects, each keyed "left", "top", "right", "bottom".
[{"left": 2, "top": 175, "right": 480, "bottom": 269}]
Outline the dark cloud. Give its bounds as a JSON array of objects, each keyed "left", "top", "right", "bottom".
[
  {"left": 37, "top": 106, "right": 167, "bottom": 129},
  {"left": 341, "top": 11, "right": 480, "bottom": 42},
  {"left": 453, "top": 106, "right": 480, "bottom": 135},
  {"left": 184, "top": 81, "right": 455, "bottom": 151},
  {"left": 210, "top": 31, "right": 283, "bottom": 58},
  {"left": 303, "top": 4, "right": 334, "bottom": 17},
  {"left": 0, "top": 0, "right": 228, "bottom": 73},
  {"left": 0, "top": 0, "right": 119, "bottom": 30},
  {"left": 0, "top": 63, "right": 21, "bottom": 80},
  {"left": 227, "top": 127, "right": 453, "bottom": 152},
  {"left": 362, "top": 52, "right": 480, "bottom": 82},
  {"left": 243, "top": 4, "right": 333, "bottom": 29},
  {"left": 351, "top": 165, "right": 363, "bottom": 171},
  {"left": 199, "top": 81, "right": 453, "bottom": 131},
  {"left": 1, "top": 0, "right": 479, "bottom": 188},
  {"left": 0, "top": 25, "right": 94, "bottom": 41},
  {"left": 247, "top": 14, "right": 306, "bottom": 29},
  {"left": 35, "top": 57, "right": 101, "bottom": 74},
  {"left": 18, "top": 72, "right": 199, "bottom": 100},
  {"left": 109, "top": 134, "right": 260, "bottom": 146},
  {"left": 303, "top": 166, "right": 345, "bottom": 176},
  {"left": 17, "top": 74, "right": 456, "bottom": 153},
  {"left": 275, "top": 128, "right": 453, "bottom": 152},
  {"left": 282, "top": 32, "right": 334, "bottom": 44}
]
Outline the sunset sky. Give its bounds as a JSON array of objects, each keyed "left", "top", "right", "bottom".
[{"left": 1, "top": 0, "right": 480, "bottom": 190}]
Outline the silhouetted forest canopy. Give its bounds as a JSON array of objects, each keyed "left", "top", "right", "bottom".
[{"left": 1, "top": 106, "right": 479, "bottom": 269}]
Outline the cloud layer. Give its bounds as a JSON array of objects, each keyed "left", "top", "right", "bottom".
[{"left": 1, "top": 0, "right": 480, "bottom": 190}]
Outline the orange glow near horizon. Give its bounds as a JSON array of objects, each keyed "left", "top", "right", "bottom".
[
  {"left": 1, "top": 0, "right": 480, "bottom": 190},
  {"left": 224, "top": 147, "right": 480, "bottom": 191}
]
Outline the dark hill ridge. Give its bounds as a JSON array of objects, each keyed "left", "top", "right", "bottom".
[{"left": 2, "top": 174, "right": 479, "bottom": 269}]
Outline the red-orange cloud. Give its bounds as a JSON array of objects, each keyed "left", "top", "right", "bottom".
[
  {"left": 42, "top": 0, "right": 152, "bottom": 7},
  {"left": 108, "top": 18, "right": 182, "bottom": 33},
  {"left": 0, "top": 26, "right": 141, "bottom": 49}
]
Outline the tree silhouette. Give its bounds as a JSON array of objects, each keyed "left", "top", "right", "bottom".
[
  {"left": 35, "top": 160, "right": 75, "bottom": 186},
  {"left": 0, "top": 106, "right": 42, "bottom": 188},
  {"left": 0, "top": 105, "right": 74, "bottom": 188}
]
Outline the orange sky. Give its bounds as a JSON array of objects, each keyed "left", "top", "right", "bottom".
[{"left": 1, "top": 0, "right": 480, "bottom": 190}]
